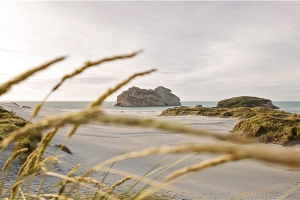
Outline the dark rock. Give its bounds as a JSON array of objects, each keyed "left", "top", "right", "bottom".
[
  {"left": 55, "top": 144, "right": 72, "bottom": 154},
  {"left": 11, "top": 102, "right": 20, "bottom": 107},
  {"left": 115, "top": 86, "right": 181, "bottom": 107},
  {"left": 216, "top": 96, "right": 279, "bottom": 109}
]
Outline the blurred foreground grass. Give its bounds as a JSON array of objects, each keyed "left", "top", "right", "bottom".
[{"left": 0, "top": 51, "right": 300, "bottom": 199}]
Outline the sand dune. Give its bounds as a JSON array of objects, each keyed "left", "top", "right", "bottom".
[{"left": 1, "top": 102, "right": 300, "bottom": 199}]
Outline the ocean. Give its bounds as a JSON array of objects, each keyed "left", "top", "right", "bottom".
[{"left": 11, "top": 101, "right": 300, "bottom": 114}]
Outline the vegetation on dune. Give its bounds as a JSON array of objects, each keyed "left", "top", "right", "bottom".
[
  {"left": 1, "top": 52, "right": 300, "bottom": 199},
  {"left": 233, "top": 115, "right": 300, "bottom": 145},
  {"left": 216, "top": 96, "right": 279, "bottom": 109},
  {"left": 160, "top": 106, "right": 300, "bottom": 145},
  {"left": 0, "top": 106, "right": 41, "bottom": 163},
  {"left": 160, "top": 106, "right": 291, "bottom": 119}
]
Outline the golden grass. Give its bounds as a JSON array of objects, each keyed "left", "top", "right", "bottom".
[
  {"left": 88, "top": 69, "right": 156, "bottom": 109},
  {"left": 2, "top": 148, "right": 28, "bottom": 172},
  {"left": 1, "top": 51, "right": 300, "bottom": 199},
  {"left": 0, "top": 107, "right": 41, "bottom": 163},
  {"left": 233, "top": 115, "right": 300, "bottom": 145},
  {"left": 31, "top": 51, "right": 142, "bottom": 119},
  {"left": 111, "top": 176, "right": 133, "bottom": 191},
  {"left": 0, "top": 57, "right": 65, "bottom": 97},
  {"left": 164, "top": 154, "right": 237, "bottom": 181}
]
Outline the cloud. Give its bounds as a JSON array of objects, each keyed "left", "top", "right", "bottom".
[{"left": 0, "top": 1, "right": 300, "bottom": 101}]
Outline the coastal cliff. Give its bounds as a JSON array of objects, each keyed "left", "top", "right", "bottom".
[{"left": 115, "top": 86, "right": 181, "bottom": 107}]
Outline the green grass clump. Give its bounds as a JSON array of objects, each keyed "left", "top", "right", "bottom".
[
  {"left": 160, "top": 106, "right": 291, "bottom": 119},
  {"left": 233, "top": 115, "right": 300, "bottom": 145},
  {"left": 0, "top": 107, "right": 41, "bottom": 163},
  {"left": 13, "top": 137, "right": 39, "bottom": 162},
  {"left": 0, "top": 107, "right": 26, "bottom": 135},
  {"left": 161, "top": 106, "right": 300, "bottom": 145}
]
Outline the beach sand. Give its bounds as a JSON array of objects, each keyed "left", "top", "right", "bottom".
[{"left": 1, "top": 102, "right": 300, "bottom": 199}]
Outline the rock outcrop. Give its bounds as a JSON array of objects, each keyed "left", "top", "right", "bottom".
[
  {"left": 115, "top": 86, "right": 181, "bottom": 107},
  {"left": 216, "top": 96, "right": 279, "bottom": 109}
]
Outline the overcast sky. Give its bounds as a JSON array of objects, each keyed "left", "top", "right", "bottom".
[{"left": 0, "top": 1, "right": 299, "bottom": 101}]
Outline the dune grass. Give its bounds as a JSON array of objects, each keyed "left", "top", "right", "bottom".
[
  {"left": 161, "top": 106, "right": 300, "bottom": 145},
  {"left": 0, "top": 107, "right": 41, "bottom": 163},
  {"left": 160, "top": 106, "right": 293, "bottom": 119},
  {"left": 0, "top": 51, "right": 300, "bottom": 199},
  {"left": 233, "top": 114, "right": 300, "bottom": 145}
]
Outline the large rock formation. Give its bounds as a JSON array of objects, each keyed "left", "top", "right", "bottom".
[
  {"left": 216, "top": 96, "right": 279, "bottom": 109},
  {"left": 115, "top": 86, "right": 181, "bottom": 107}
]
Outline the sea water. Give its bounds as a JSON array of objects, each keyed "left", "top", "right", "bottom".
[{"left": 11, "top": 101, "right": 300, "bottom": 114}]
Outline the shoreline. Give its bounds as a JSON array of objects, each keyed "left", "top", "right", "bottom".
[
  {"left": 1, "top": 102, "right": 300, "bottom": 199},
  {"left": 3, "top": 100, "right": 300, "bottom": 115}
]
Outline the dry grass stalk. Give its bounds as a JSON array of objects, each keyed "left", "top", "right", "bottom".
[
  {"left": 17, "top": 128, "right": 59, "bottom": 178},
  {"left": 40, "top": 156, "right": 61, "bottom": 165},
  {"left": 164, "top": 154, "right": 238, "bottom": 181},
  {"left": 135, "top": 180, "right": 179, "bottom": 200},
  {"left": 96, "top": 114, "right": 254, "bottom": 143},
  {"left": 10, "top": 181, "right": 22, "bottom": 200},
  {"left": 110, "top": 176, "right": 133, "bottom": 190},
  {"left": 67, "top": 125, "right": 78, "bottom": 138},
  {"left": 37, "top": 173, "right": 49, "bottom": 197},
  {"left": 25, "top": 193, "right": 72, "bottom": 200},
  {"left": 64, "top": 140, "right": 300, "bottom": 196},
  {"left": 0, "top": 108, "right": 104, "bottom": 150},
  {"left": 99, "top": 176, "right": 133, "bottom": 199},
  {"left": 81, "top": 143, "right": 300, "bottom": 182},
  {"left": 66, "top": 68, "right": 156, "bottom": 140},
  {"left": 36, "top": 128, "right": 59, "bottom": 160},
  {"left": 76, "top": 177, "right": 110, "bottom": 191},
  {"left": 41, "top": 194, "right": 72, "bottom": 199},
  {"left": 17, "top": 152, "right": 38, "bottom": 178},
  {"left": 2, "top": 148, "right": 28, "bottom": 171},
  {"left": 45, "top": 171, "right": 118, "bottom": 200},
  {"left": 277, "top": 183, "right": 300, "bottom": 200},
  {"left": 99, "top": 166, "right": 177, "bottom": 191},
  {"left": 31, "top": 51, "right": 142, "bottom": 118},
  {"left": 18, "top": 188, "right": 25, "bottom": 200},
  {"left": 67, "top": 165, "right": 179, "bottom": 198},
  {"left": 0, "top": 171, "right": 8, "bottom": 197},
  {"left": 133, "top": 172, "right": 188, "bottom": 200},
  {"left": 0, "top": 57, "right": 65, "bottom": 97},
  {"left": 57, "top": 164, "right": 82, "bottom": 196}
]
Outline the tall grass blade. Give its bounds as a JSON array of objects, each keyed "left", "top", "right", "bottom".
[
  {"left": 31, "top": 51, "right": 142, "bottom": 118},
  {"left": 0, "top": 57, "right": 65, "bottom": 97},
  {"left": 131, "top": 153, "right": 195, "bottom": 199}
]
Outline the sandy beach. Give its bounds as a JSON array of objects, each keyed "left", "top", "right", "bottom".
[{"left": 1, "top": 102, "right": 300, "bottom": 199}]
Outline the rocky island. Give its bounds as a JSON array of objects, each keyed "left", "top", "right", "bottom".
[
  {"left": 216, "top": 96, "right": 279, "bottom": 109},
  {"left": 115, "top": 86, "right": 181, "bottom": 107}
]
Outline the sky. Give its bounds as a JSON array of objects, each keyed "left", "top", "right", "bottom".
[{"left": 0, "top": 1, "right": 299, "bottom": 101}]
